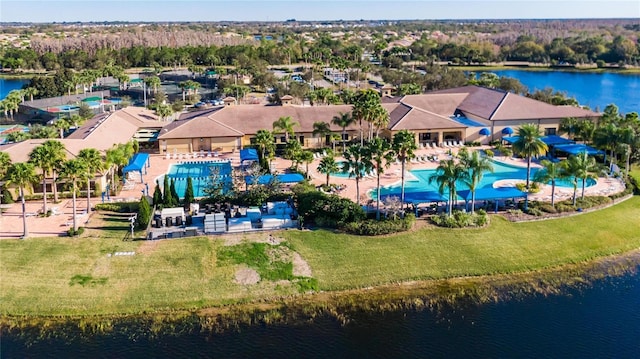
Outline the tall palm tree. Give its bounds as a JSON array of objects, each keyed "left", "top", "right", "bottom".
[
  {"left": 312, "top": 121, "right": 332, "bottom": 148},
  {"left": 28, "top": 144, "right": 55, "bottom": 214},
  {"left": 23, "top": 87, "right": 38, "bottom": 102},
  {"left": 533, "top": 159, "right": 566, "bottom": 208},
  {"left": 284, "top": 139, "right": 303, "bottom": 168},
  {"left": 77, "top": 148, "right": 105, "bottom": 215},
  {"left": 392, "top": 130, "right": 418, "bottom": 205},
  {"left": 317, "top": 155, "right": 339, "bottom": 186},
  {"left": 272, "top": 116, "right": 299, "bottom": 143},
  {"left": 594, "top": 123, "right": 619, "bottom": 173},
  {"left": 53, "top": 118, "right": 71, "bottom": 139},
  {"left": 5, "top": 163, "right": 37, "bottom": 238},
  {"left": 299, "top": 150, "right": 315, "bottom": 178},
  {"left": 370, "top": 105, "right": 390, "bottom": 138},
  {"left": 42, "top": 140, "right": 67, "bottom": 203},
  {"left": 59, "top": 159, "right": 88, "bottom": 234},
  {"left": 331, "top": 112, "right": 356, "bottom": 152},
  {"left": 352, "top": 89, "right": 380, "bottom": 146},
  {"left": 365, "top": 137, "right": 394, "bottom": 220},
  {"left": 512, "top": 124, "right": 548, "bottom": 189},
  {"left": 154, "top": 103, "right": 173, "bottom": 121},
  {"left": 342, "top": 144, "right": 372, "bottom": 206},
  {"left": 429, "top": 159, "right": 469, "bottom": 216},
  {"left": 254, "top": 129, "right": 275, "bottom": 170},
  {"left": 458, "top": 148, "right": 494, "bottom": 213},
  {"left": 144, "top": 76, "right": 161, "bottom": 95},
  {"left": 567, "top": 152, "right": 599, "bottom": 200}
]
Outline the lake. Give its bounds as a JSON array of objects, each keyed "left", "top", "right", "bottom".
[
  {"left": 484, "top": 70, "right": 640, "bottom": 115},
  {"left": 3, "top": 267, "right": 640, "bottom": 357},
  {"left": 0, "top": 78, "right": 30, "bottom": 100}
]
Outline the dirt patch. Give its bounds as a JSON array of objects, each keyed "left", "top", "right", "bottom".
[
  {"left": 235, "top": 267, "right": 260, "bottom": 285},
  {"left": 223, "top": 233, "right": 284, "bottom": 246},
  {"left": 292, "top": 252, "right": 312, "bottom": 277}
]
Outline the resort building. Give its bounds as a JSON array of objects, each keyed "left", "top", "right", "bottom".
[{"left": 158, "top": 86, "right": 600, "bottom": 154}]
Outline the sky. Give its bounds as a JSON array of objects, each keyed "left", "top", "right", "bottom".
[{"left": 1, "top": 0, "right": 639, "bottom": 23}]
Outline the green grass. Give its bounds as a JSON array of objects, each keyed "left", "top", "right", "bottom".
[
  {"left": 284, "top": 197, "right": 640, "bottom": 290},
  {"left": 1, "top": 197, "right": 639, "bottom": 316},
  {"left": 630, "top": 164, "right": 640, "bottom": 183}
]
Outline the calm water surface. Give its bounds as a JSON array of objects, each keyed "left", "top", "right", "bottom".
[
  {"left": 0, "top": 78, "right": 30, "bottom": 100},
  {"left": 486, "top": 70, "right": 640, "bottom": 114},
  {"left": 3, "top": 269, "right": 639, "bottom": 358}
]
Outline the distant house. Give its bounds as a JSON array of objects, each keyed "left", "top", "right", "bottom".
[{"left": 157, "top": 85, "right": 599, "bottom": 153}]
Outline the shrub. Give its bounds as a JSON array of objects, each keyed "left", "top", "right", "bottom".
[
  {"left": 295, "top": 190, "right": 365, "bottom": 228},
  {"left": 526, "top": 207, "right": 543, "bottom": 216},
  {"left": 95, "top": 202, "right": 140, "bottom": 213},
  {"left": 136, "top": 196, "right": 152, "bottom": 230},
  {"left": 1, "top": 187, "right": 14, "bottom": 204},
  {"left": 67, "top": 227, "right": 85, "bottom": 236},
  {"left": 431, "top": 210, "right": 488, "bottom": 228},
  {"left": 485, "top": 149, "right": 494, "bottom": 157},
  {"left": 343, "top": 214, "right": 415, "bottom": 235}
]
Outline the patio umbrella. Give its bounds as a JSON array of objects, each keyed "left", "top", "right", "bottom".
[
  {"left": 479, "top": 128, "right": 491, "bottom": 136},
  {"left": 502, "top": 127, "right": 514, "bottom": 135}
]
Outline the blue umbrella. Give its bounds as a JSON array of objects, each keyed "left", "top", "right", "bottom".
[
  {"left": 502, "top": 127, "right": 514, "bottom": 135},
  {"left": 479, "top": 128, "right": 491, "bottom": 136}
]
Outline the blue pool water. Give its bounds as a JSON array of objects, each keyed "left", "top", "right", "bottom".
[
  {"left": 166, "top": 161, "right": 232, "bottom": 198},
  {"left": 373, "top": 159, "right": 595, "bottom": 200},
  {"left": 450, "top": 115, "right": 485, "bottom": 127},
  {"left": 332, "top": 161, "right": 375, "bottom": 178}
]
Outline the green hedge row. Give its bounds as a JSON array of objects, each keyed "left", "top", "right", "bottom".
[
  {"left": 95, "top": 202, "right": 140, "bottom": 213},
  {"left": 431, "top": 210, "right": 488, "bottom": 228},
  {"left": 343, "top": 214, "right": 415, "bottom": 235}
]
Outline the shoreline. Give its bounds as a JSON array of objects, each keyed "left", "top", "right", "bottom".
[{"left": 2, "top": 248, "right": 639, "bottom": 333}]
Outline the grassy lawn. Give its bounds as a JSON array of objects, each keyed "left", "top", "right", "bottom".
[
  {"left": 1, "top": 197, "right": 639, "bottom": 316},
  {"left": 285, "top": 197, "right": 640, "bottom": 290}
]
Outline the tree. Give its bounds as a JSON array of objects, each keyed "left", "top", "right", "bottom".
[
  {"left": 23, "top": 87, "right": 39, "bottom": 102},
  {"left": 170, "top": 178, "right": 180, "bottom": 207},
  {"left": 154, "top": 103, "right": 173, "bottom": 121},
  {"left": 342, "top": 144, "right": 372, "bottom": 206},
  {"left": 53, "top": 118, "right": 72, "bottom": 139},
  {"left": 5, "top": 163, "right": 37, "bottom": 238},
  {"left": 284, "top": 139, "right": 303, "bottom": 168},
  {"left": 458, "top": 148, "right": 493, "bottom": 213},
  {"left": 152, "top": 180, "right": 163, "bottom": 207},
  {"left": 77, "top": 148, "right": 104, "bottom": 215},
  {"left": 365, "top": 137, "right": 394, "bottom": 220},
  {"left": 594, "top": 123, "right": 620, "bottom": 173},
  {"left": 512, "top": 124, "right": 548, "bottom": 190},
  {"left": 184, "top": 176, "right": 195, "bottom": 206},
  {"left": 331, "top": 111, "right": 356, "bottom": 152},
  {"left": 0, "top": 152, "right": 11, "bottom": 179},
  {"left": 392, "top": 130, "right": 418, "bottom": 206},
  {"left": 533, "top": 159, "right": 566, "bottom": 208},
  {"left": 567, "top": 152, "right": 599, "bottom": 200},
  {"left": 272, "top": 116, "right": 299, "bottom": 143},
  {"left": 162, "top": 175, "right": 174, "bottom": 207},
  {"left": 254, "top": 129, "right": 275, "bottom": 171},
  {"left": 136, "top": 195, "right": 152, "bottom": 230},
  {"left": 317, "top": 155, "right": 339, "bottom": 186},
  {"left": 299, "top": 150, "right": 315, "bottom": 179},
  {"left": 43, "top": 140, "right": 67, "bottom": 203},
  {"left": 352, "top": 89, "right": 381, "bottom": 145},
  {"left": 312, "top": 121, "right": 332, "bottom": 148},
  {"left": 429, "top": 159, "right": 469, "bottom": 216},
  {"left": 28, "top": 144, "right": 54, "bottom": 215},
  {"left": 144, "top": 76, "right": 161, "bottom": 95},
  {"left": 58, "top": 159, "right": 88, "bottom": 234}
]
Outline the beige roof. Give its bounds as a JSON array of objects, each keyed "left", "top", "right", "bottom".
[
  {"left": 1, "top": 138, "right": 92, "bottom": 163},
  {"left": 490, "top": 93, "right": 600, "bottom": 120},
  {"left": 389, "top": 107, "right": 466, "bottom": 131},
  {"left": 400, "top": 93, "right": 468, "bottom": 116}
]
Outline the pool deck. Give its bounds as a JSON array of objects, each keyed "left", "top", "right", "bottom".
[{"left": 0, "top": 147, "right": 626, "bottom": 238}]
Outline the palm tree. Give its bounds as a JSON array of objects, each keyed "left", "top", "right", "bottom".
[
  {"left": 533, "top": 159, "right": 566, "bottom": 208},
  {"left": 429, "top": 159, "right": 469, "bottom": 216},
  {"left": 312, "top": 121, "right": 332, "bottom": 148},
  {"left": 43, "top": 140, "right": 67, "bottom": 203},
  {"left": 28, "top": 144, "right": 55, "bottom": 214},
  {"left": 370, "top": 105, "right": 390, "bottom": 137},
  {"left": 352, "top": 89, "right": 381, "bottom": 145},
  {"left": 0, "top": 151, "right": 11, "bottom": 179},
  {"left": 317, "top": 155, "right": 339, "bottom": 186},
  {"left": 23, "top": 87, "right": 38, "bottom": 102},
  {"left": 365, "top": 137, "right": 394, "bottom": 220},
  {"left": 512, "top": 124, "right": 548, "bottom": 189},
  {"left": 458, "top": 148, "right": 494, "bottom": 213},
  {"left": 594, "top": 123, "right": 619, "bottom": 173},
  {"left": 5, "top": 163, "right": 37, "bottom": 238},
  {"left": 154, "top": 103, "right": 173, "bottom": 121},
  {"left": 144, "top": 76, "right": 161, "bottom": 95},
  {"left": 331, "top": 112, "right": 356, "bottom": 152},
  {"left": 284, "top": 139, "right": 303, "bottom": 168},
  {"left": 77, "top": 148, "right": 105, "bottom": 215},
  {"left": 568, "top": 152, "right": 599, "bottom": 200},
  {"left": 272, "top": 116, "right": 299, "bottom": 143},
  {"left": 392, "top": 130, "right": 417, "bottom": 205},
  {"left": 53, "top": 118, "right": 71, "bottom": 139},
  {"left": 342, "top": 145, "right": 372, "bottom": 206},
  {"left": 299, "top": 150, "right": 315, "bottom": 178},
  {"left": 254, "top": 129, "right": 275, "bottom": 170},
  {"left": 59, "top": 159, "right": 88, "bottom": 234}
]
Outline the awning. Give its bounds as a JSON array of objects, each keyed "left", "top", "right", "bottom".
[
  {"left": 502, "top": 136, "right": 519, "bottom": 144},
  {"left": 240, "top": 148, "right": 259, "bottom": 163},
  {"left": 540, "top": 135, "right": 575, "bottom": 146},
  {"left": 553, "top": 144, "right": 604, "bottom": 156},
  {"left": 458, "top": 187, "right": 527, "bottom": 201},
  {"left": 501, "top": 127, "right": 514, "bottom": 135},
  {"left": 380, "top": 190, "right": 448, "bottom": 204},
  {"left": 479, "top": 128, "right": 490, "bottom": 136},
  {"left": 122, "top": 153, "right": 150, "bottom": 182},
  {"left": 245, "top": 173, "right": 305, "bottom": 185}
]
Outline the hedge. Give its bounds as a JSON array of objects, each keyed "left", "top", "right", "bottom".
[
  {"left": 343, "top": 214, "right": 415, "bottom": 236},
  {"left": 95, "top": 202, "right": 140, "bottom": 213}
]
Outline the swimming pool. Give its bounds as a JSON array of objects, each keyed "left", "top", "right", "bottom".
[
  {"left": 373, "top": 159, "right": 596, "bottom": 200},
  {"left": 165, "top": 160, "right": 233, "bottom": 198},
  {"left": 331, "top": 161, "right": 376, "bottom": 178}
]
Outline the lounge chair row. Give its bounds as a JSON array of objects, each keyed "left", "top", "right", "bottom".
[{"left": 164, "top": 151, "right": 220, "bottom": 160}]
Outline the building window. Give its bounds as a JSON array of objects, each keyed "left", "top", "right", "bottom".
[
  {"left": 280, "top": 136, "right": 286, "bottom": 143},
  {"left": 299, "top": 135, "right": 304, "bottom": 144},
  {"left": 420, "top": 132, "right": 432, "bottom": 141},
  {"left": 342, "top": 133, "right": 349, "bottom": 140},
  {"left": 545, "top": 128, "right": 557, "bottom": 136},
  {"left": 249, "top": 137, "right": 256, "bottom": 144}
]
